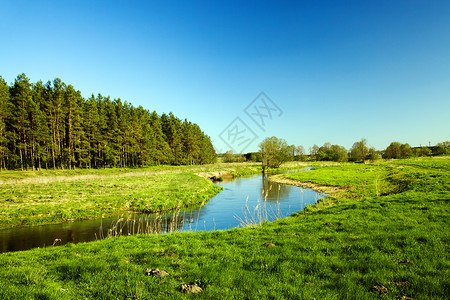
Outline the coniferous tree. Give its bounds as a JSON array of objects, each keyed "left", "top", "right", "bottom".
[
  {"left": 149, "top": 110, "right": 172, "bottom": 165},
  {"left": 161, "top": 113, "right": 184, "bottom": 165},
  {"left": 63, "top": 85, "right": 84, "bottom": 169},
  {"left": 50, "top": 78, "right": 66, "bottom": 169},
  {"left": 82, "top": 96, "right": 99, "bottom": 168},
  {"left": 200, "top": 134, "right": 217, "bottom": 164},
  {"left": 9, "top": 74, "right": 34, "bottom": 170},
  {"left": 31, "top": 81, "right": 52, "bottom": 170},
  {"left": 182, "top": 119, "right": 198, "bottom": 165},
  {"left": 0, "top": 77, "right": 10, "bottom": 170}
]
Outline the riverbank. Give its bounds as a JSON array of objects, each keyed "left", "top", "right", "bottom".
[
  {"left": 0, "top": 157, "right": 448, "bottom": 299},
  {"left": 268, "top": 174, "right": 348, "bottom": 194}
]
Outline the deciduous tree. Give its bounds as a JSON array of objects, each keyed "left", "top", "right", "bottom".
[
  {"left": 259, "top": 136, "right": 290, "bottom": 171},
  {"left": 350, "top": 139, "right": 368, "bottom": 162}
]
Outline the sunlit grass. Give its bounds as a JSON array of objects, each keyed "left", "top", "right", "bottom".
[
  {"left": 0, "top": 157, "right": 448, "bottom": 299},
  {"left": 0, "top": 170, "right": 223, "bottom": 228}
]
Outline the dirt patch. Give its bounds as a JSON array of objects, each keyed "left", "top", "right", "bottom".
[
  {"left": 268, "top": 174, "right": 348, "bottom": 194},
  {"left": 392, "top": 281, "right": 409, "bottom": 287},
  {"left": 371, "top": 285, "right": 388, "bottom": 294},
  {"left": 145, "top": 268, "right": 169, "bottom": 278},
  {"left": 180, "top": 283, "right": 203, "bottom": 293},
  {"left": 195, "top": 171, "right": 233, "bottom": 181}
]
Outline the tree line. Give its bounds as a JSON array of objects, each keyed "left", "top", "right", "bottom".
[
  {"left": 0, "top": 74, "right": 217, "bottom": 171},
  {"left": 255, "top": 137, "right": 449, "bottom": 169}
]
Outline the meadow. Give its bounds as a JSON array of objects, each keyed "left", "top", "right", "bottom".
[
  {"left": 0, "top": 157, "right": 448, "bottom": 299},
  {"left": 0, "top": 163, "right": 270, "bottom": 229}
]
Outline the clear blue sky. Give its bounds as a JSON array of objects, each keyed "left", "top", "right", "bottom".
[{"left": 1, "top": 0, "right": 449, "bottom": 153}]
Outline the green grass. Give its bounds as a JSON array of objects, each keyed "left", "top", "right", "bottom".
[
  {"left": 0, "top": 157, "right": 449, "bottom": 299},
  {"left": 0, "top": 172, "right": 223, "bottom": 229}
]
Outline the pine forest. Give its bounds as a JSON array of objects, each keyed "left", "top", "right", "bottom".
[{"left": 0, "top": 74, "right": 217, "bottom": 171}]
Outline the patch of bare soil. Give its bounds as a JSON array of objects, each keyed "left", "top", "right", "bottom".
[
  {"left": 195, "top": 171, "right": 233, "bottom": 181},
  {"left": 268, "top": 174, "right": 348, "bottom": 194},
  {"left": 145, "top": 268, "right": 169, "bottom": 278},
  {"left": 180, "top": 283, "right": 203, "bottom": 293}
]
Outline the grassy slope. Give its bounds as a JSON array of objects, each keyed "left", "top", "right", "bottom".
[{"left": 0, "top": 158, "right": 449, "bottom": 299}]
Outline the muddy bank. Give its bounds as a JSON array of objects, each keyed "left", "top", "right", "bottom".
[
  {"left": 195, "top": 171, "right": 233, "bottom": 181},
  {"left": 268, "top": 174, "right": 347, "bottom": 194}
]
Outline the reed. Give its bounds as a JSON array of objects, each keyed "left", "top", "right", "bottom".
[
  {"left": 100, "top": 211, "right": 183, "bottom": 238},
  {"left": 234, "top": 183, "right": 284, "bottom": 228}
]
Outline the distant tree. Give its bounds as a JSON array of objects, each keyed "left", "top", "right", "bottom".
[
  {"left": 330, "top": 144, "right": 348, "bottom": 162},
  {"left": 288, "top": 144, "right": 296, "bottom": 160},
  {"left": 350, "top": 139, "right": 369, "bottom": 162},
  {"left": 223, "top": 150, "right": 234, "bottom": 163},
  {"left": 317, "top": 142, "right": 332, "bottom": 161},
  {"left": 295, "top": 145, "right": 307, "bottom": 161},
  {"left": 309, "top": 144, "right": 320, "bottom": 161},
  {"left": 316, "top": 142, "right": 347, "bottom": 162},
  {"left": 434, "top": 145, "right": 450, "bottom": 155},
  {"left": 244, "top": 152, "right": 262, "bottom": 162},
  {"left": 259, "top": 136, "right": 290, "bottom": 171},
  {"left": 414, "top": 147, "right": 432, "bottom": 157},
  {"left": 367, "top": 147, "right": 379, "bottom": 161},
  {"left": 383, "top": 142, "right": 402, "bottom": 159},
  {"left": 236, "top": 154, "right": 246, "bottom": 162},
  {"left": 400, "top": 143, "right": 413, "bottom": 158}
]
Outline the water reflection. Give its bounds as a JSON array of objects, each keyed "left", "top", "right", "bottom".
[
  {"left": 0, "top": 168, "right": 324, "bottom": 253},
  {"left": 261, "top": 174, "right": 293, "bottom": 202}
]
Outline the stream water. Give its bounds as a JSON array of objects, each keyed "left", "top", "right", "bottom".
[{"left": 0, "top": 168, "right": 325, "bottom": 253}]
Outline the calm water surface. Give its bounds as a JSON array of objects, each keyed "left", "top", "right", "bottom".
[{"left": 0, "top": 169, "right": 325, "bottom": 253}]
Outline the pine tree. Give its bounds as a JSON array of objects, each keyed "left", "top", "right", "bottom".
[
  {"left": 83, "top": 95, "right": 101, "bottom": 168},
  {"left": 162, "top": 113, "right": 184, "bottom": 165},
  {"left": 63, "top": 85, "right": 84, "bottom": 169},
  {"left": 31, "top": 81, "right": 52, "bottom": 170},
  {"left": 9, "top": 74, "right": 34, "bottom": 170},
  {"left": 149, "top": 110, "right": 172, "bottom": 165},
  {"left": 81, "top": 96, "right": 98, "bottom": 168},
  {"left": 0, "top": 76, "right": 10, "bottom": 170},
  {"left": 182, "top": 119, "right": 200, "bottom": 165},
  {"left": 103, "top": 97, "right": 120, "bottom": 167},
  {"left": 48, "top": 78, "right": 66, "bottom": 169},
  {"left": 200, "top": 134, "right": 217, "bottom": 164}
]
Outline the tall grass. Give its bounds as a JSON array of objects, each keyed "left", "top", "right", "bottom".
[{"left": 234, "top": 184, "right": 289, "bottom": 227}]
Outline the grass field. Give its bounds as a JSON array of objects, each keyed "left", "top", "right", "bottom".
[{"left": 0, "top": 157, "right": 448, "bottom": 299}]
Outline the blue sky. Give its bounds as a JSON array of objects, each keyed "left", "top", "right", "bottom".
[{"left": 1, "top": 0, "right": 449, "bottom": 153}]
